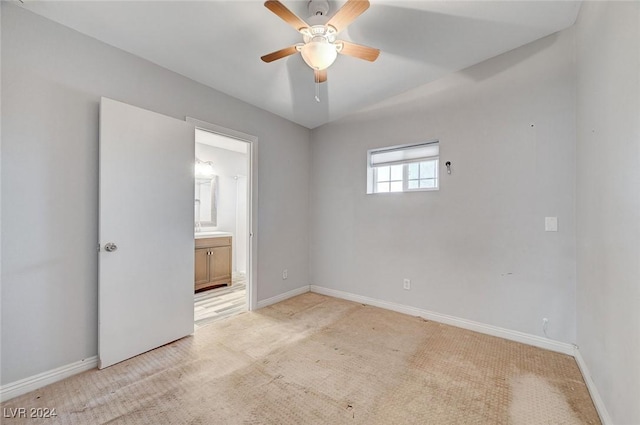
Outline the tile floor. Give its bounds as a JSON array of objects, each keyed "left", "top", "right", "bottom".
[{"left": 194, "top": 273, "right": 246, "bottom": 329}]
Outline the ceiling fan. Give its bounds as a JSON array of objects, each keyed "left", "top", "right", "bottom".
[{"left": 261, "top": 0, "right": 380, "bottom": 96}]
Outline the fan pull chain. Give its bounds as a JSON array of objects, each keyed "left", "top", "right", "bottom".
[{"left": 314, "top": 70, "right": 320, "bottom": 102}]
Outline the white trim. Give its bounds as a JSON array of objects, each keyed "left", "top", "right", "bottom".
[
  {"left": 312, "top": 285, "right": 610, "bottom": 424},
  {"left": 0, "top": 291, "right": 610, "bottom": 425},
  {"left": 186, "top": 117, "right": 259, "bottom": 312},
  {"left": 256, "top": 285, "right": 310, "bottom": 309},
  {"left": 573, "top": 347, "right": 613, "bottom": 425},
  {"left": 247, "top": 140, "right": 258, "bottom": 311},
  {"left": 0, "top": 356, "right": 98, "bottom": 402},
  {"left": 309, "top": 285, "right": 575, "bottom": 355},
  {"left": 186, "top": 118, "right": 258, "bottom": 145}
]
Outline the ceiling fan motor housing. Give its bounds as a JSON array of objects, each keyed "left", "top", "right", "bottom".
[
  {"left": 261, "top": 0, "right": 379, "bottom": 77},
  {"left": 301, "top": 25, "right": 337, "bottom": 44}
]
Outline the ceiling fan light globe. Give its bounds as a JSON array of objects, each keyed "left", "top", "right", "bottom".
[{"left": 301, "top": 40, "right": 337, "bottom": 70}]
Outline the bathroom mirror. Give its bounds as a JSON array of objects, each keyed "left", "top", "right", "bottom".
[{"left": 195, "top": 175, "right": 218, "bottom": 227}]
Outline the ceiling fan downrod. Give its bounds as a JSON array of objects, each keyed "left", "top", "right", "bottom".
[{"left": 307, "top": 0, "right": 330, "bottom": 17}]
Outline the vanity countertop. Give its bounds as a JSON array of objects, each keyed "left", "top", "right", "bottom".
[{"left": 195, "top": 231, "right": 232, "bottom": 239}]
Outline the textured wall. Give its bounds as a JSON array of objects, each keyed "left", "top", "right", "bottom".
[
  {"left": 1, "top": 3, "right": 310, "bottom": 384},
  {"left": 575, "top": 2, "right": 640, "bottom": 423},
  {"left": 311, "top": 30, "right": 577, "bottom": 343}
]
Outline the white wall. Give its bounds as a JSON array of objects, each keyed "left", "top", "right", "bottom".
[
  {"left": 575, "top": 2, "right": 640, "bottom": 424},
  {"left": 0, "top": 2, "right": 3, "bottom": 386},
  {"left": 195, "top": 142, "right": 248, "bottom": 272},
  {"left": 0, "top": 3, "right": 310, "bottom": 385},
  {"left": 3, "top": 3, "right": 639, "bottom": 421},
  {"left": 311, "top": 30, "right": 577, "bottom": 343}
]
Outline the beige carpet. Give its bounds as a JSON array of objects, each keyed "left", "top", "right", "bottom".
[{"left": 1, "top": 293, "right": 600, "bottom": 424}]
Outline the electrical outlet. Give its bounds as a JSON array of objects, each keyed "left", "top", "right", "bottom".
[
  {"left": 403, "top": 278, "right": 411, "bottom": 290},
  {"left": 545, "top": 217, "right": 558, "bottom": 232},
  {"left": 542, "top": 318, "right": 549, "bottom": 336},
  {"left": 282, "top": 269, "right": 288, "bottom": 280}
]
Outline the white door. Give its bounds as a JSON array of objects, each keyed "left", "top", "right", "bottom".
[{"left": 99, "top": 97, "right": 194, "bottom": 369}]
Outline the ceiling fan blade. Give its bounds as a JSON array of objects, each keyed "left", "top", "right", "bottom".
[
  {"left": 338, "top": 40, "right": 380, "bottom": 62},
  {"left": 314, "top": 69, "right": 327, "bottom": 83},
  {"left": 264, "top": 0, "right": 309, "bottom": 32},
  {"left": 326, "top": 0, "right": 370, "bottom": 33},
  {"left": 261, "top": 45, "right": 299, "bottom": 63}
]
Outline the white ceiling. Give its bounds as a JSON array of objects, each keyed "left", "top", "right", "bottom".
[{"left": 17, "top": 1, "right": 581, "bottom": 129}]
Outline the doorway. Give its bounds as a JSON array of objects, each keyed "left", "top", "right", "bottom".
[{"left": 187, "top": 118, "right": 258, "bottom": 329}]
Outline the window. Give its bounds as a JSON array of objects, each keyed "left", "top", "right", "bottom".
[{"left": 367, "top": 141, "right": 439, "bottom": 194}]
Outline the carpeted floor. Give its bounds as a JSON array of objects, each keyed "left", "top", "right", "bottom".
[{"left": 1, "top": 293, "right": 600, "bottom": 424}]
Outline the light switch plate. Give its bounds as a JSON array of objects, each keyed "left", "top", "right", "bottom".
[{"left": 545, "top": 217, "right": 558, "bottom": 232}]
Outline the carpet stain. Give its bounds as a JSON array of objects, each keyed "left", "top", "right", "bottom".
[
  {"left": 510, "top": 374, "right": 583, "bottom": 425},
  {"left": 0, "top": 294, "right": 600, "bottom": 425}
]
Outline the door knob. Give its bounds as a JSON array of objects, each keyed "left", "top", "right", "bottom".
[{"left": 104, "top": 243, "right": 118, "bottom": 252}]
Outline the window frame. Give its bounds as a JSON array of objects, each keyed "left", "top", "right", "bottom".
[
  {"left": 404, "top": 158, "right": 439, "bottom": 192},
  {"left": 372, "top": 163, "right": 404, "bottom": 193},
  {"left": 367, "top": 141, "right": 440, "bottom": 194}
]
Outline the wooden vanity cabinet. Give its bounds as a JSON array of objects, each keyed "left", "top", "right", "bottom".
[{"left": 194, "top": 236, "right": 232, "bottom": 292}]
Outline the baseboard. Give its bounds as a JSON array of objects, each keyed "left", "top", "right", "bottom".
[
  {"left": 256, "top": 285, "right": 310, "bottom": 309},
  {"left": 309, "top": 285, "right": 575, "bottom": 356},
  {"left": 0, "top": 285, "right": 304, "bottom": 403},
  {"left": 0, "top": 289, "right": 610, "bottom": 425},
  {"left": 309, "top": 286, "right": 609, "bottom": 424},
  {"left": 0, "top": 356, "right": 98, "bottom": 402},
  {"left": 573, "top": 347, "right": 612, "bottom": 425}
]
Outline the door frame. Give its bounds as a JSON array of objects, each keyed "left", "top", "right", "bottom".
[{"left": 187, "top": 117, "right": 258, "bottom": 311}]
